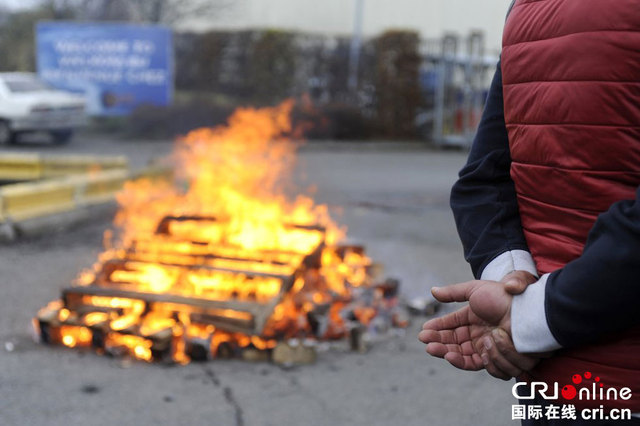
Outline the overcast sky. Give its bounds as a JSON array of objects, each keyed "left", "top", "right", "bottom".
[
  {"left": 182, "top": 0, "right": 513, "bottom": 55},
  {"left": 1, "top": 0, "right": 39, "bottom": 9},
  {"left": 1, "top": 0, "right": 513, "bottom": 54}
]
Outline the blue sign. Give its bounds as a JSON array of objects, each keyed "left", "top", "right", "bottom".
[{"left": 36, "top": 22, "right": 173, "bottom": 116}]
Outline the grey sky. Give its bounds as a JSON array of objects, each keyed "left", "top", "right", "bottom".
[
  {"left": 181, "top": 0, "right": 512, "bottom": 54},
  {"left": 1, "top": 0, "right": 40, "bottom": 9},
  {"left": 2, "top": 0, "right": 512, "bottom": 54}
]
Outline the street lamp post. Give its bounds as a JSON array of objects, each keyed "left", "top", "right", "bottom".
[{"left": 347, "top": 0, "right": 364, "bottom": 93}]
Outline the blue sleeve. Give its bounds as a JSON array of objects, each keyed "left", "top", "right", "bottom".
[
  {"left": 545, "top": 186, "right": 640, "bottom": 346},
  {"left": 450, "top": 61, "right": 530, "bottom": 278}
]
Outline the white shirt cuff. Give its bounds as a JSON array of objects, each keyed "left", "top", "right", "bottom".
[
  {"left": 511, "top": 273, "right": 562, "bottom": 353},
  {"left": 480, "top": 250, "right": 538, "bottom": 281}
]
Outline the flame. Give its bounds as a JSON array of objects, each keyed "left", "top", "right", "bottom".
[
  {"left": 110, "top": 101, "right": 342, "bottom": 250},
  {"left": 40, "top": 101, "right": 390, "bottom": 363},
  {"left": 84, "top": 312, "right": 109, "bottom": 326},
  {"left": 105, "top": 333, "right": 153, "bottom": 362},
  {"left": 60, "top": 326, "right": 92, "bottom": 348}
]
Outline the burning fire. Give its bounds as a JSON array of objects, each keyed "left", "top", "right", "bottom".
[{"left": 35, "top": 101, "right": 406, "bottom": 364}]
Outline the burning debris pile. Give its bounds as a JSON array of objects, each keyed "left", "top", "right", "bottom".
[{"left": 34, "top": 101, "right": 409, "bottom": 364}]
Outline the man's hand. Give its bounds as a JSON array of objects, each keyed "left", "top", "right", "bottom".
[
  {"left": 502, "top": 270, "right": 537, "bottom": 294},
  {"left": 418, "top": 274, "right": 543, "bottom": 380}
]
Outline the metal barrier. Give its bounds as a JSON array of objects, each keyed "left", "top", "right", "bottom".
[{"left": 418, "top": 31, "right": 496, "bottom": 147}]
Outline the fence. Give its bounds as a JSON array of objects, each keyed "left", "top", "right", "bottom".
[{"left": 172, "top": 29, "right": 496, "bottom": 142}]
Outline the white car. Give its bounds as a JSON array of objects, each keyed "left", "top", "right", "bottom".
[{"left": 0, "top": 72, "right": 87, "bottom": 145}]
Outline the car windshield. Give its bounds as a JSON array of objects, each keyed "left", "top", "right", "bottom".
[{"left": 4, "top": 77, "right": 54, "bottom": 93}]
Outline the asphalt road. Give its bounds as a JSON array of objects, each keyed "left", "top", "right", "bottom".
[{"left": 0, "top": 135, "right": 517, "bottom": 426}]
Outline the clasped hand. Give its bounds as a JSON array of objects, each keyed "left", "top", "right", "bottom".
[{"left": 418, "top": 271, "right": 549, "bottom": 380}]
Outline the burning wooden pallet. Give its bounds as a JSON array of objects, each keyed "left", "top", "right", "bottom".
[
  {"left": 35, "top": 215, "right": 397, "bottom": 364},
  {"left": 34, "top": 103, "right": 412, "bottom": 364}
]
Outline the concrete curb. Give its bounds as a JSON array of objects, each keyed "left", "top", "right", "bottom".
[
  {"left": 0, "top": 152, "right": 129, "bottom": 180},
  {"left": 5, "top": 202, "right": 119, "bottom": 242},
  {"left": 0, "top": 165, "right": 172, "bottom": 241},
  {"left": 0, "top": 169, "right": 129, "bottom": 222}
]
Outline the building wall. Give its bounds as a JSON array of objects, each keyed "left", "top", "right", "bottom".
[{"left": 181, "top": 0, "right": 513, "bottom": 55}]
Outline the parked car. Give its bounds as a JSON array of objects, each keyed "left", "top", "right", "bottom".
[{"left": 0, "top": 72, "right": 87, "bottom": 145}]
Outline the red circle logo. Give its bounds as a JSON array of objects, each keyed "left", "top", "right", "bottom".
[
  {"left": 562, "top": 385, "right": 577, "bottom": 400},
  {"left": 572, "top": 374, "right": 582, "bottom": 384}
]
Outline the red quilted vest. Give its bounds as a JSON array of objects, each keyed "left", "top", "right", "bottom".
[{"left": 502, "top": 0, "right": 640, "bottom": 410}]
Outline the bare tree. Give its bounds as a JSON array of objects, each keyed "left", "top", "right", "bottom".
[
  {"left": 131, "top": 0, "right": 235, "bottom": 25},
  {"left": 42, "top": 0, "right": 234, "bottom": 25}
]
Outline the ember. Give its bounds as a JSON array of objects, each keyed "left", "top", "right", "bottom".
[{"left": 34, "top": 101, "right": 407, "bottom": 364}]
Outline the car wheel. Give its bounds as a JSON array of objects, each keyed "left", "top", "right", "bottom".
[
  {"left": 0, "top": 120, "right": 15, "bottom": 145},
  {"left": 51, "top": 129, "right": 74, "bottom": 145}
]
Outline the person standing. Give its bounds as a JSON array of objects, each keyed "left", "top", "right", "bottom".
[{"left": 419, "top": 0, "right": 640, "bottom": 423}]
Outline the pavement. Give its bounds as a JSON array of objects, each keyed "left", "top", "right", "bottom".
[{"left": 0, "top": 135, "right": 518, "bottom": 426}]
